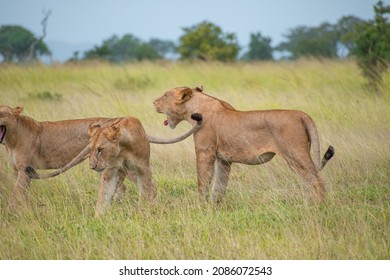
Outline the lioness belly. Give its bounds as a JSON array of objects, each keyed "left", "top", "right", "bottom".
[
  {"left": 33, "top": 139, "right": 89, "bottom": 169},
  {"left": 217, "top": 150, "right": 275, "bottom": 165},
  {"left": 36, "top": 118, "right": 109, "bottom": 169}
]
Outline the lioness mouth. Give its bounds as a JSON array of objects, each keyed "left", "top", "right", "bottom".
[{"left": 0, "top": 125, "right": 6, "bottom": 143}]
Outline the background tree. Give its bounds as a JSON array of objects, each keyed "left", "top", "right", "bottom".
[
  {"left": 351, "top": 0, "right": 390, "bottom": 95},
  {"left": 111, "top": 34, "right": 143, "bottom": 62},
  {"left": 178, "top": 21, "right": 240, "bottom": 61},
  {"left": 27, "top": 10, "right": 51, "bottom": 62},
  {"left": 84, "top": 35, "right": 115, "bottom": 61},
  {"left": 148, "top": 38, "right": 177, "bottom": 59},
  {"left": 83, "top": 34, "right": 174, "bottom": 62},
  {"left": 242, "top": 32, "right": 273, "bottom": 61},
  {"left": 277, "top": 23, "right": 339, "bottom": 59},
  {"left": 336, "top": 15, "right": 364, "bottom": 57},
  {"left": 0, "top": 25, "right": 50, "bottom": 63}
]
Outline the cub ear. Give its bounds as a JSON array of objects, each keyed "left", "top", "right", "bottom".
[
  {"left": 177, "top": 87, "right": 193, "bottom": 103},
  {"left": 12, "top": 106, "right": 24, "bottom": 115},
  {"left": 109, "top": 125, "right": 121, "bottom": 142},
  {"left": 88, "top": 122, "right": 101, "bottom": 136}
]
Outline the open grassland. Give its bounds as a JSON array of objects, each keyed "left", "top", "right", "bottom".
[{"left": 0, "top": 60, "right": 389, "bottom": 259}]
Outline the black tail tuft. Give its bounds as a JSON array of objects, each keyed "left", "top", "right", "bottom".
[
  {"left": 324, "top": 145, "right": 335, "bottom": 160},
  {"left": 191, "top": 113, "right": 203, "bottom": 124},
  {"left": 194, "top": 85, "right": 204, "bottom": 92},
  {"left": 25, "top": 166, "right": 38, "bottom": 179}
]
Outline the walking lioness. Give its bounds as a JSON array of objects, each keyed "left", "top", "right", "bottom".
[
  {"left": 88, "top": 117, "right": 154, "bottom": 217},
  {"left": 153, "top": 86, "right": 334, "bottom": 202}
]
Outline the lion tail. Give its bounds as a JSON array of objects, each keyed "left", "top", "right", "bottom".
[
  {"left": 27, "top": 145, "right": 90, "bottom": 179},
  {"left": 302, "top": 114, "right": 334, "bottom": 171},
  {"left": 147, "top": 113, "right": 202, "bottom": 144}
]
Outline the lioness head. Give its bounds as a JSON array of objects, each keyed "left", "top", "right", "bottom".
[
  {"left": 0, "top": 105, "right": 24, "bottom": 144},
  {"left": 88, "top": 122, "right": 121, "bottom": 172},
  {"left": 153, "top": 86, "right": 202, "bottom": 129}
]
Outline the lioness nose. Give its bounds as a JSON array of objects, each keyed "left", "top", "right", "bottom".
[{"left": 90, "top": 164, "right": 97, "bottom": 170}]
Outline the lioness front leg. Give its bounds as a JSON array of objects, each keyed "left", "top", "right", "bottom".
[
  {"left": 95, "top": 168, "right": 119, "bottom": 217},
  {"left": 211, "top": 159, "right": 231, "bottom": 203},
  {"left": 195, "top": 150, "right": 216, "bottom": 199},
  {"left": 113, "top": 169, "right": 127, "bottom": 203},
  {"left": 8, "top": 170, "right": 31, "bottom": 208}
]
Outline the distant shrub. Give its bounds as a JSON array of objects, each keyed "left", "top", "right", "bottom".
[
  {"left": 114, "top": 75, "right": 153, "bottom": 91},
  {"left": 28, "top": 91, "right": 62, "bottom": 101}
]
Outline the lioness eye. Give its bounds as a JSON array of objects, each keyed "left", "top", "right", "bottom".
[{"left": 97, "top": 147, "right": 104, "bottom": 154}]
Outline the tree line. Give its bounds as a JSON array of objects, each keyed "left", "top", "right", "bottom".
[
  {"left": 70, "top": 15, "right": 371, "bottom": 62},
  {"left": 1, "top": 1, "right": 389, "bottom": 93},
  {"left": 0, "top": 4, "right": 386, "bottom": 63}
]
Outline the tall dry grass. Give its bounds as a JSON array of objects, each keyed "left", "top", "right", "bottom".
[{"left": 0, "top": 60, "right": 389, "bottom": 259}]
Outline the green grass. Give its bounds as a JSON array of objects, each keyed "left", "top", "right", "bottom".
[{"left": 0, "top": 59, "right": 389, "bottom": 259}]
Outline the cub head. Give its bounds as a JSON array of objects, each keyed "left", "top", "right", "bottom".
[
  {"left": 0, "top": 105, "right": 24, "bottom": 144},
  {"left": 153, "top": 86, "right": 200, "bottom": 129},
  {"left": 88, "top": 122, "right": 122, "bottom": 172}
]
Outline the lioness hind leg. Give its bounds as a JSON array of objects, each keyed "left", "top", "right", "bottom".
[
  {"left": 211, "top": 159, "right": 231, "bottom": 203},
  {"left": 135, "top": 164, "right": 156, "bottom": 201},
  {"left": 283, "top": 154, "right": 326, "bottom": 202}
]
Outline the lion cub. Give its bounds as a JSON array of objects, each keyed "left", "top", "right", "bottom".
[{"left": 88, "top": 117, "right": 156, "bottom": 217}]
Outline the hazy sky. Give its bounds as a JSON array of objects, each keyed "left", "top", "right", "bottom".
[{"left": 0, "top": 0, "right": 383, "bottom": 47}]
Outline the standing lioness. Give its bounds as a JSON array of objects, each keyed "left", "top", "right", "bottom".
[
  {"left": 0, "top": 105, "right": 109, "bottom": 199},
  {"left": 153, "top": 86, "right": 334, "bottom": 202}
]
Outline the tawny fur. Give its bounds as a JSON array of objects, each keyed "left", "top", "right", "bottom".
[
  {"left": 0, "top": 105, "right": 110, "bottom": 201},
  {"left": 0, "top": 105, "right": 202, "bottom": 204},
  {"left": 87, "top": 117, "right": 156, "bottom": 217},
  {"left": 153, "top": 86, "right": 334, "bottom": 202},
  {"left": 28, "top": 113, "right": 203, "bottom": 180}
]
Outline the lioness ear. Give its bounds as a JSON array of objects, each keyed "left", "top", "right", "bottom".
[
  {"left": 110, "top": 125, "right": 121, "bottom": 142},
  {"left": 177, "top": 87, "right": 193, "bottom": 103},
  {"left": 194, "top": 85, "right": 203, "bottom": 92},
  {"left": 13, "top": 106, "right": 24, "bottom": 115},
  {"left": 88, "top": 123, "right": 101, "bottom": 136}
]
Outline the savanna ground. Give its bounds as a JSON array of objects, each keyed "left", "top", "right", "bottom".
[{"left": 0, "top": 60, "right": 389, "bottom": 259}]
